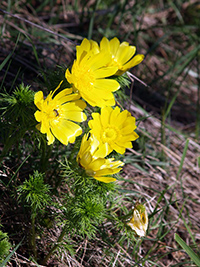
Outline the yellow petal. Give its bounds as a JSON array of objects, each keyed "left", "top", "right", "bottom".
[
  {"left": 120, "top": 117, "right": 137, "bottom": 131},
  {"left": 80, "top": 38, "right": 91, "bottom": 52},
  {"left": 45, "top": 91, "right": 53, "bottom": 103},
  {"left": 89, "top": 113, "right": 102, "bottom": 131},
  {"left": 103, "top": 97, "right": 116, "bottom": 107},
  {"left": 89, "top": 134, "right": 99, "bottom": 155},
  {"left": 76, "top": 39, "right": 90, "bottom": 64},
  {"left": 34, "top": 110, "right": 42, "bottom": 122},
  {"left": 65, "top": 121, "right": 83, "bottom": 143},
  {"left": 100, "top": 106, "right": 112, "bottom": 128},
  {"left": 95, "top": 167, "right": 121, "bottom": 176},
  {"left": 122, "top": 54, "right": 144, "bottom": 70},
  {"left": 116, "top": 140, "right": 132, "bottom": 149},
  {"left": 88, "top": 52, "right": 112, "bottom": 70},
  {"left": 93, "top": 87, "right": 114, "bottom": 100},
  {"left": 51, "top": 81, "right": 64, "bottom": 97},
  {"left": 109, "top": 37, "right": 120, "bottom": 56},
  {"left": 111, "top": 142, "right": 126, "bottom": 154},
  {"left": 94, "top": 176, "right": 116, "bottom": 183},
  {"left": 93, "top": 143, "right": 112, "bottom": 158},
  {"left": 58, "top": 94, "right": 80, "bottom": 105},
  {"left": 120, "top": 41, "right": 129, "bottom": 46},
  {"left": 46, "top": 128, "right": 55, "bottom": 145},
  {"left": 100, "top": 37, "right": 110, "bottom": 52},
  {"left": 65, "top": 68, "right": 78, "bottom": 85},
  {"left": 115, "top": 109, "right": 129, "bottom": 127},
  {"left": 89, "top": 123, "right": 101, "bottom": 136},
  {"left": 51, "top": 120, "right": 82, "bottom": 145},
  {"left": 80, "top": 151, "right": 93, "bottom": 168},
  {"left": 95, "top": 79, "right": 120, "bottom": 92},
  {"left": 63, "top": 100, "right": 87, "bottom": 111},
  {"left": 110, "top": 106, "right": 121, "bottom": 125},
  {"left": 78, "top": 133, "right": 90, "bottom": 156},
  {"left": 94, "top": 66, "right": 118, "bottom": 79},
  {"left": 120, "top": 124, "right": 136, "bottom": 134},
  {"left": 87, "top": 158, "right": 106, "bottom": 171},
  {"left": 40, "top": 119, "right": 50, "bottom": 134},
  {"left": 53, "top": 88, "right": 73, "bottom": 102},
  {"left": 80, "top": 89, "right": 105, "bottom": 107},
  {"left": 116, "top": 45, "right": 136, "bottom": 64},
  {"left": 89, "top": 40, "right": 100, "bottom": 54},
  {"left": 63, "top": 110, "right": 86, "bottom": 122},
  {"left": 34, "top": 91, "right": 44, "bottom": 109},
  {"left": 119, "top": 133, "right": 139, "bottom": 142}
]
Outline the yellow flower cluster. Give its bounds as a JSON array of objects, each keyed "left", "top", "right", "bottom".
[
  {"left": 66, "top": 37, "right": 144, "bottom": 107},
  {"left": 34, "top": 37, "right": 144, "bottom": 183}
]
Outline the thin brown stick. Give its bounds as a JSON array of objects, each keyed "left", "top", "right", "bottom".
[{"left": 0, "top": 8, "right": 76, "bottom": 44}]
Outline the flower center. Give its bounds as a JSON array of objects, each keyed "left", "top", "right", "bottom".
[
  {"left": 102, "top": 127, "right": 119, "bottom": 143},
  {"left": 53, "top": 109, "right": 59, "bottom": 117},
  {"left": 42, "top": 100, "right": 61, "bottom": 122},
  {"left": 73, "top": 64, "right": 95, "bottom": 92}
]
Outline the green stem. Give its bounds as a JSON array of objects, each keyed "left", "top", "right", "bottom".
[
  {"left": 0, "top": 129, "right": 21, "bottom": 164},
  {"left": 30, "top": 214, "right": 37, "bottom": 260},
  {"left": 161, "top": 110, "right": 166, "bottom": 160},
  {"left": 41, "top": 223, "right": 68, "bottom": 265},
  {"left": 87, "top": 0, "right": 101, "bottom": 39},
  {"left": 40, "top": 139, "right": 47, "bottom": 172},
  {"left": 196, "top": 55, "right": 200, "bottom": 139},
  {"left": 40, "top": 139, "right": 52, "bottom": 173}
]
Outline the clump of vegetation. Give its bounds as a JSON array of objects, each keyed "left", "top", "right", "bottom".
[{"left": 0, "top": 0, "right": 199, "bottom": 266}]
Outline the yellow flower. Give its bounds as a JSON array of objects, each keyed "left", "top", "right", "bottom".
[
  {"left": 88, "top": 106, "right": 139, "bottom": 157},
  {"left": 100, "top": 37, "right": 144, "bottom": 75},
  {"left": 65, "top": 38, "right": 120, "bottom": 107},
  {"left": 34, "top": 82, "right": 87, "bottom": 145},
  {"left": 76, "top": 134, "right": 124, "bottom": 183},
  {"left": 127, "top": 203, "right": 148, "bottom": 237}
]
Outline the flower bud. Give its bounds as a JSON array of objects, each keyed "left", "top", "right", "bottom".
[{"left": 127, "top": 203, "right": 148, "bottom": 237}]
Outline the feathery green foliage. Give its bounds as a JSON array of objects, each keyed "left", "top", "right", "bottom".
[
  {"left": 0, "top": 229, "right": 11, "bottom": 263},
  {"left": 17, "top": 171, "right": 51, "bottom": 215},
  {"left": 0, "top": 83, "right": 35, "bottom": 125}
]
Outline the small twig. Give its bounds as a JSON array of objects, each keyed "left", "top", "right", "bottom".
[
  {"left": 127, "top": 71, "right": 148, "bottom": 87},
  {"left": 61, "top": 0, "right": 67, "bottom": 20},
  {"left": 0, "top": 8, "right": 76, "bottom": 44},
  {"left": 112, "top": 249, "right": 120, "bottom": 267},
  {"left": 80, "top": 238, "right": 88, "bottom": 266}
]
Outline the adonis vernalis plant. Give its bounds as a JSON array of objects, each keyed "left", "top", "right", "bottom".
[{"left": 1, "top": 34, "right": 147, "bottom": 264}]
